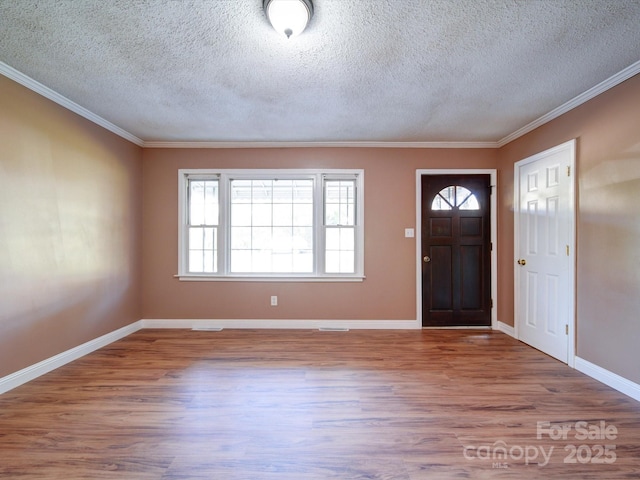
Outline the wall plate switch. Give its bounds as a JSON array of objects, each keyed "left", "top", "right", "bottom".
[
  {"left": 405, "top": 228, "right": 415, "bottom": 238},
  {"left": 270, "top": 295, "right": 278, "bottom": 306}
]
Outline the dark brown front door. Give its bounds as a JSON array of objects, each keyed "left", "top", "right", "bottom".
[{"left": 421, "top": 174, "right": 491, "bottom": 327}]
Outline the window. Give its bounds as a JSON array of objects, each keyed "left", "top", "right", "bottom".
[
  {"left": 431, "top": 185, "right": 480, "bottom": 211},
  {"left": 178, "top": 169, "right": 364, "bottom": 280},
  {"left": 230, "top": 178, "right": 313, "bottom": 274},
  {"left": 324, "top": 179, "right": 356, "bottom": 273},
  {"left": 188, "top": 179, "right": 219, "bottom": 273}
]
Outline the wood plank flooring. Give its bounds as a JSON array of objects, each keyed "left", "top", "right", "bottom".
[{"left": 1, "top": 329, "right": 639, "bottom": 479}]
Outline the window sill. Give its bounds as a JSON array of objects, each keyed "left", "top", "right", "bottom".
[{"left": 175, "top": 274, "right": 365, "bottom": 283}]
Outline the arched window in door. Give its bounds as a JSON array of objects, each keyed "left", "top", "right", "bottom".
[{"left": 431, "top": 185, "right": 480, "bottom": 211}]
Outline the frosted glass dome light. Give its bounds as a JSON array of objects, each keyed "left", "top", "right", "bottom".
[{"left": 264, "top": 0, "right": 314, "bottom": 39}]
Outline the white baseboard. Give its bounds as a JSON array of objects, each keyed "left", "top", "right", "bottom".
[
  {"left": 141, "top": 318, "right": 420, "bottom": 330},
  {"left": 0, "top": 320, "right": 144, "bottom": 395},
  {"left": 575, "top": 356, "right": 640, "bottom": 402},
  {"left": 495, "top": 323, "right": 639, "bottom": 403},
  {"left": 496, "top": 321, "right": 516, "bottom": 337},
  {"left": 0, "top": 318, "right": 416, "bottom": 394},
  {"left": 4, "top": 319, "right": 638, "bottom": 405}
]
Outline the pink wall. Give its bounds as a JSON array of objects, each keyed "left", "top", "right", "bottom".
[
  {"left": 0, "top": 76, "right": 143, "bottom": 377},
  {"left": 142, "top": 148, "right": 497, "bottom": 322},
  {"left": 4, "top": 66, "right": 639, "bottom": 389},
  {"left": 498, "top": 73, "right": 640, "bottom": 384}
]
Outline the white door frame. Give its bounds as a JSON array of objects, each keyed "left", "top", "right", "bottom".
[
  {"left": 514, "top": 140, "right": 576, "bottom": 366},
  {"left": 415, "top": 169, "right": 498, "bottom": 329}
]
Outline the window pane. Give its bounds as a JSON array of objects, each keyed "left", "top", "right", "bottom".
[
  {"left": 340, "top": 204, "right": 354, "bottom": 225},
  {"left": 272, "top": 253, "right": 292, "bottom": 273},
  {"left": 252, "top": 180, "right": 272, "bottom": 204},
  {"left": 231, "top": 250, "right": 252, "bottom": 272},
  {"left": 204, "top": 183, "right": 219, "bottom": 225},
  {"left": 273, "top": 204, "right": 293, "bottom": 226},
  {"left": 326, "top": 227, "right": 340, "bottom": 250},
  {"left": 252, "top": 204, "right": 272, "bottom": 226},
  {"left": 232, "top": 227, "right": 251, "bottom": 249},
  {"left": 232, "top": 204, "right": 252, "bottom": 226},
  {"left": 189, "top": 180, "right": 219, "bottom": 226},
  {"left": 188, "top": 227, "right": 218, "bottom": 273},
  {"left": 231, "top": 180, "right": 252, "bottom": 203},
  {"left": 455, "top": 186, "right": 473, "bottom": 207},
  {"left": 340, "top": 251, "right": 355, "bottom": 273},
  {"left": 189, "top": 250, "right": 204, "bottom": 273},
  {"left": 189, "top": 181, "right": 205, "bottom": 225},
  {"left": 325, "top": 226, "right": 355, "bottom": 273},
  {"left": 459, "top": 192, "right": 480, "bottom": 210},
  {"left": 252, "top": 227, "right": 272, "bottom": 250},
  {"left": 340, "top": 228, "right": 355, "bottom": 250},
  {"left": 325, "top": 204, "right": 340, "bottom": 226},
  {"left": 293, "top": 204, "right": 313, "bottom": 226},
  {"left": 203, "top": 228, "right": 215, "bottom": 250},
  {"left": 432, "top": 194, "right": 452, "bottom": 211},
  {"left": 230, "top": 178, "right": 314, "bottom": 274},
  {"left": 253, "top": 250, "right": 271, "bottom": 272},
  {"left": 439, "top": 186, "right": 456, "bottom": 205},
  {"left": 293, "top": 251, "right": 313, "bottom": 272},
  {"left": 189, "top": 227, "right": 204, "bottom": 249},
  {"left": 325, "top": 180, "right": 355, "bottom": 226},
  {"left": 271, "top": 227, "right": 291, "bottom": 252},
  {"left": 204, "top": 250, "right": 215, "bottom": 272},
  {"left": 325, "top": 250, "right": 340, "bottom": 273},
  {"left": 293, "top": 182, "right": 313, "bottom": 203},
  {"left": 293, "top": 226, "right": 313, "bottom": 249},
  {"left": 432, "top": 185, "right": 480, "bottom": 211},
  {"left": 188, "top": 226, "right": 217, "bottom": 273},
  {"left": 273, "top": 180, "right": 293, "bottom": 202}
]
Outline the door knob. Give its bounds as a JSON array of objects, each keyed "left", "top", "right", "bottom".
[
  {"left": 517, "top": 259, "right": 526, "bottom": 266},
  {"left": 423, "top": 256, "right": 431, "bottom": 263}
]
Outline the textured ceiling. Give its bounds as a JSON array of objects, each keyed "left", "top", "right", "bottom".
[{"left": 1, "top": 0, "right": 640, "bottom": 145}]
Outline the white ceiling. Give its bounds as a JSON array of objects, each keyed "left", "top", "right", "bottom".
[{"left": 1, "top": 0, "right": 640, "bottom": 147}]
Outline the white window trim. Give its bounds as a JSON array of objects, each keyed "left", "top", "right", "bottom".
[{"left": 176, "top": 169, "right": 365, "bottom": 282}]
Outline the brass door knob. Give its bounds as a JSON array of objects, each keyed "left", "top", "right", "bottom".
[
  {"left": 423, "top": 256, "right": 431, "bottom": 263},
  {"left": 517, "top": 259, "right": 526, "bottom": 266}
]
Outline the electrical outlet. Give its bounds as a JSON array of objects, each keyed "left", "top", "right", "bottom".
[{"left": 270, "top": 295, "right": 278, "bottom": 306}]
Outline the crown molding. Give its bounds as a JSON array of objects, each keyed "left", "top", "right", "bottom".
[
  {"left": 498, "top": 59, "right": 640, "bottom": 147},
  {"left": 142, "top": 140, "right": 498, "bottom": 149},
  {"left": 3, "top": 58, "right": 639, "bottom": 150},
  {"left": 0, "top": 61, "right": 144, "bottom": 147}
]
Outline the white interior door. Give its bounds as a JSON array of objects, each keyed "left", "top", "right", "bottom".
[{"left": 515, "top": 140, "right": 575, "bottom": 364}]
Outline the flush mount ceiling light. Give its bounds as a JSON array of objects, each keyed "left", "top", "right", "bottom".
[{"left": 263, "top": 0, "right": 314, "bottom": 39}]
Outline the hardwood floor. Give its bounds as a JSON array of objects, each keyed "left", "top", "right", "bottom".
[{"left": 1, "top": 329, "right": 639, "bottom": 479}]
